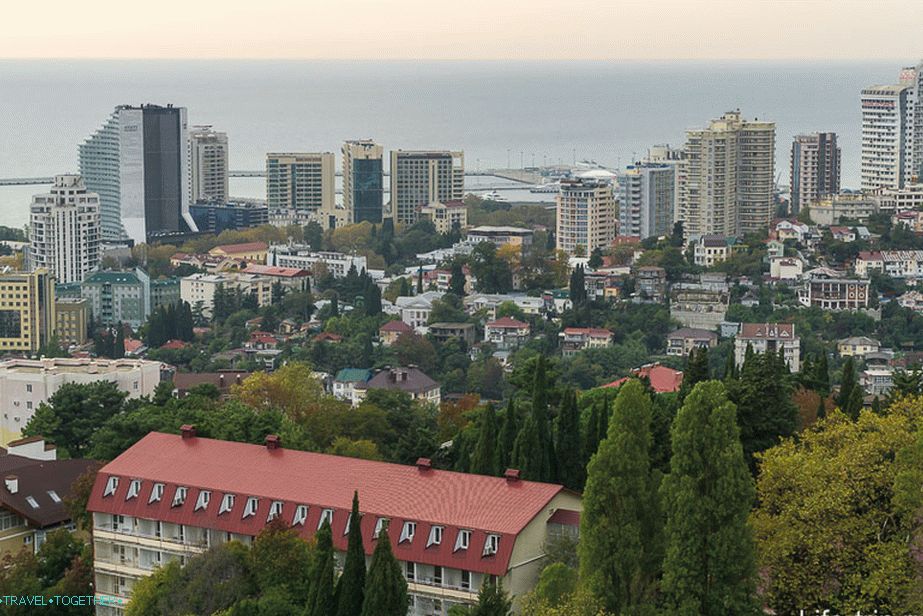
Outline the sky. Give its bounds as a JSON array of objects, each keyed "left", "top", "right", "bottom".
[{"left": 1, "top": 0, "right": 921, "bottom": 60}]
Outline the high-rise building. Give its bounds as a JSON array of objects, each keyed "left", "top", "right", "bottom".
[
  {"left": 0, "top": 270, "right": 56, "bottom": 355},
  {"left": 790, "top": 133, "right": 840, "bottom": 213},
  {"left": 555, "top": 177, "right": 618, "bottom": 255},
  {"left": 188, "top": 126, "right": 229, "bottom": 204},
  {"left": 28, "top": 175, "right": 101, "bottom": 284},
  {"left": 78, "top": 269, "right": 151, "bottom": 329},
  {"left": 644, "top": 145, "right": 686, "bottom": 231},
  {"left": 79, "top": 105, "right": 198, "bottom": 244},
  {"left": 861, "top": 84, "right": 912, "bottom": 191},
  {"left": 617, "top": 163, "right": 675, "bottom": 239},
  {"left": 390, "top": 150, "right": 464, "bottom": 225},
  {"left": 342, "top": 140, "right": 384, "bottom": 225},
  {"left": 682, "top": 111, "right": 775, "bottom": 238},
  {"left": 265, "top": 153, "right": 335, "bottom": 218}
]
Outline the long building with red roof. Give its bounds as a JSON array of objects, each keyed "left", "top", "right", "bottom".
[{"left": 87, "top": 430, "right": 581, "bottom": 615}]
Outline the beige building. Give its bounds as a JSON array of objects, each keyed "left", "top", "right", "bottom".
[
  {"left": 682, "top": 111, "right": 775, "bottom": 237},
  {"left": 837, "top": 336, "right": 881, "bottom": 358},
  {"left": 55, "top": 297, "right": 88, "bottom": 347},
  {"left": 790, "top": 133, "right": 840, "bottom": 214},
  {"left": 810, "top": 193, "right": 878, "bottom": 226},
  {"left": 555, "top": 178, "right": 617, "bottom": 256},
  {"left": 420, "top": 200, "right": 468, "bottom": 234},
  {"left": 390, "top": 150, "right": 464, "bottom": 226},
  {"left": 875, "top": 183, "right": 923, "bottom": 213},
  {"left": 0, "top": 357, "right": 162, "bottom": 446},
  {"left": 734, "top": 322, "right": 800, "bottom": 372},
  {"left": 669, "top": 283, "right": 729, "bottom": 331},
  {"left": 87, "top": 430, "right": 581, "bottom": 615},
  {"left": 188, "top": 126, "right": 229, "bottom": 204},
  {"left": 342, "top": 140, "right": 384, "bottom": 225},
  {"left": 0, "top": 269, "right": 56, "bottom": 355},
  {"left": 266, "top": 153, "right": 336, "bottom": 221},
  {"left": 180, "top": 272, "right": 272, "bottom": 318}
]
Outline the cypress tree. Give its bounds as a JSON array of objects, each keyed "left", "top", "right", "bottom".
[
  {"left": 308, "top": 520, "right": 336, "bottom": 616},
  {"left": 660, "top": 381, "right": 758, "bottom": 615},
  {"left": 365, "top": 282, "right": 382, "bottom": 316},
  {"left": 360, "top": 527, "right": 408, "bottom": 616},
  {"left": 583, "top": 397, "right": 602, "bottom": 466},
  {"left": 579, "top": 380, "right": 662, "bottom": 614},
  {"left": 471, "top": 578, "right": 513, "bottom": 616},
  {"left": 114, "top": 324, "right": 125, "bottom": 359},
  {"left": 680, "top": 347, "right": 709, "bottom": 400},
  {"left": 453, "top": 428, "right": 473, "bottom": 473},
  {"left": 471, "top": 405, "right": 500, "bottom": 476},
  {"left": 496, "top": 398, "right": 517, "bottom": 471},
  {"left": 836, "top": 356, "right": 860, "bottom": 418},
  {"left": 814, "top": 352, "right": 830, "bottom": 397},
  {"left": 723, "top": 349, "right": 738, "bottom": 381},
  {"left": 416, "top": 268, "right": 423, "bottom": 294},
  {"left": 449, "top": 261, "right": 467, "bottom": 297},
  {"left": 335, "top": 492, "right": 366, "bottom": 616},
  {"left": 595, "top": 394, "right": 610, "bottom": 450},
  {"left": 554, "top": 389, "right": 584, "bottom": 490},
  {"left": 512, "top": 356, "right": 554, "bottom": 481},
  {"left": 816, "top": 394, "right": 827, "bottom": 421}
]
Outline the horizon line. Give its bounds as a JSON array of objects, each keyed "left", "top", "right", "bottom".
[{"left": 0, "top": 56, "right": 917, "bottom": 63}]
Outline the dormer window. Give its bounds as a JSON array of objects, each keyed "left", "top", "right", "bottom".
[
  {"left": 149, "top": 483, "right": 164, "bottom": 503},
  {"left": 374, "top": 517, "right": 389, "bottom": 538},
  {"left": 172, "top": 487, "right": 188, "bottom": 508},
  {"left": 103, "top": 476, "right": 119, "bottom": 497},
  {"left": 243, "top": 497, "right": 258, "bottom": 519},
  {"left": 292, "top": 505, "right": 308, "bottom": 526},
  {"left": 483, "top": 534, "right": 500, "bottom": 556},
  {"left": 318, "top": 508, "right": 334, "bottom": 529},
  {"left": 399, "top": 521, "right": 416, "bottom": 544},
  {"left": 126, "top": 479, "right": 141, "bottom": 500},
  {"left": 47, "top": 490, "right": 61, "bottom": 504},
  {"left": 267, "top": 501, "right": 283, "bottom": 522},
  {"left": 454, "top": 529, "right": 471, "bottom": 552},
  {"left": 26, "top": 496, "right": 39, "bottom": 509},
  {"left": 195, "top": 490, "right": 211, "bottom": 512},
  {"left": 219, "top": 493, "right": 235, "bottom": 515},
  {"left": 427, "top": 525, "right": 444, "bottom": 548}
]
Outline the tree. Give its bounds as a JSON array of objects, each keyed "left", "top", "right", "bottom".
[
  {"left": 231, "top": 362, "right": 331, "bottom": 422},
  {"left": 579, "top": 380, "right": 661, "bottom": 614},
  {"left": 496, "top": 398, "right": 517, "bottom": 470},
  {"left": 530, "top": 563, "right": 578, "bottom": 608},
  {"left": 336, "top": 492, "right": 367, "bottom": 616},
  {"left": 114, "top": 322, "right": 126, "bottom": 358},
  {"left": 679, "top": 347, "right": 709, "bottom": 400},
  {"left": 836, "top": 356, "right": 862, "bottom": 419},
  {"left": 554, "top": 389, "right": 584, "bottom": 490},
  {"left": 512, "top": 355, "right": 554, "bottom": 482},
  {"left": 450, "top": 261, "right": 467, "bottom": 297},
  {"left": 471, "top": 578, "right": 513, "bottom": 616},
  {"left": 417, "top": 267, "right": 424, "bottom": 293},
  {"left": 588, "top": 247, "right": 604, "bottom": 270},
  {"left": 23, "top": 381, "right": 128, "bottom": 458},
  {"left": 471, "top": 405, "right": 500, "bottom": 476},
  {"left": 360, "top": 527, "right": 408, "bottom": 616},
  {"left": 660, "top": 381, "right": 758, "bottom": 616},
  {"left": 304, "top": 221, "right": 324, "bottom": 249},
  {"left": 249, "top": 518, "right": 313, "bottom": 603},
  {"left": 568, "top": 265, "right": 587, "bottom": 305},
  {"left": 307, "top": 521, "right": 335, "bottom": 616}
]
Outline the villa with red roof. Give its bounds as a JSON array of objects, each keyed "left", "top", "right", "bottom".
[
  {"left": 484, "top": 317, "right": 530, "bottom": 351},
  {"left": 604, "top": 363, "right": 684, "bottom": 393},
  {"left": 208, "top": 241, "right": 268, "bottom": 262},
  {"left": 379, "top": 319, "right": 414, "bottom": 346},
  {"left": 87, "top": 430, "right": 581, "bottom": 615},
  {"left": 242, "top": 264, "right": 311, "bottom": 293}
]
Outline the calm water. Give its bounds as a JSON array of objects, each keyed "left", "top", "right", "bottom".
[{"left": 0, "top": 59, "right": 902, "bottom": 228}]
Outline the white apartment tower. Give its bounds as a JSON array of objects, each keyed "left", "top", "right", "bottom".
[
  {"left": 265, "top": 152, "right": 336, "bottom": 219},
  {"left": 28, "top": 175, "right": 101, "bottom": 284},
  {"left": 188, "top": 126, "right": 229, "bottom": 204},
  {"left": 682, "top": 111, "right": 775, "bottom": 238},
  {"left": 790, "top": 133, "right": 840, "bottom": 214},
  {"left": 617, "top": 163, "right": 676, "bottom": 239},
  {"left": 555, "top": 177, "right": 618, "bottom": 256},
  {"left": 390, "top": 150, "right": 464, "bottom": 225}
]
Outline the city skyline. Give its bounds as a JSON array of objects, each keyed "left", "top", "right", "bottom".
[{"left": 2, "top": 0, "right": 922, "bottom": 60}]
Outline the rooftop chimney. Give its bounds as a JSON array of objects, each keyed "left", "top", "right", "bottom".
[
  {"left": 5, "top": 475, "right": 18, "bottom": 494},
  {"left": 265, "top": 434, "right": 281, "bottom": 450},
  {"left": 504, "top": 468, "right": 521, "bottom": 482},
  {"left": 415, "top": 457, "right": 432, "bottom": 471},
  {"left": 219, "top": 374, "right": 225, "bottom": 387},
  {"left": 180, "top": 425, "right": 197, "bottom": 439}
]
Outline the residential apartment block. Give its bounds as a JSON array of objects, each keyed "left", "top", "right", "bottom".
[
  {"left": 0, "top": 269, "right": 56, "bottom": 355},
  {"left": 266, "top": 245, "right": 368, "bottom": 279},
  {"left": 188, "top": 126, "right": 229, "bottom": 204},
  {"left": 617, "top": 163, "right": 676, "bottom": 239},
  {"left": 266, "top": 153, "right": 336, "bottom": 219},
  {"left": 790, "top": 132, "right": 840, "bottom": 214},
  {"left": 810, "top": 192, "right": 878, "bottom": 226},
  {"left": 180, "top": 272, "right": 272, "bottom": 318},
  {"left": 466, "top": 227, "right": 533, "bottom": 249},
  {"left": 559, "top": 327, "right": 613, "bottom": 357},
  {"left": 420, "top": 201, "right": 468, "bottom": 234},
  {"left": 555, "top": 177, "right": 618, "bottom": 256},
  {"left": 391, "top": 150, "right": 464, "bottom": 226},
  {"left": 734, "top": 322, "right": 800, "bottom": 372},
  {"left": 484, "top": 317, "right": 531, "bottom": 351},
  {"left": 855, "top": 250, "right": 923, "bottom": 278},
  {"left": 54, "top": 298, "right": 89, "bottom": 347},
  {"left": 669, "top": 284, "right": 729, "bottom": 331},
  {"left": 666, "top": 327, "right": 718, "bottom": 357}
]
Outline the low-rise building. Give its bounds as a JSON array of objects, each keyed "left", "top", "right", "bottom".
[
  {"left": 669, "top": 284, "right": 729, "bottom": 331},
  {"left": 354, "top": 366, "right": 441, "bottom": 406},
  {"left": 396, "top": 292, "right": 444, "bottom": 330},
  {"left": 734, "top": 322, "right": 800, "bottom": 372},
  {"left": 266, "top": 245, "right": 367, "bottom": 279},
  {"left": 419, "top": 201, "right": 468, "bottom": 234},
  {"left": 771, "top": 219, "right": 810, "bottom": 242},
  {"left": 693, "top": 235, "right": 739, "bottom": 267},
  {"left": 379, "top": 320, "right": 414, "bottom": 346},
  {"left": 484, "top": 317, "right": 531, "bottom": 351},
  {"left": 604, "top": 363, "right": 683, "bottom": 393},
  {"left": 666, "top": 327, "right": 718, "bottom": 357},
  {"left": 332, "top": 368, "right": 373, "bottom": 404},
  {"left": 428, "top": 323, "right": 476, "bottom": 346},
  {"left": 898, "top": 290, "right": 923, "bottom": 312},
  {"left": 861, "top": 368, "right": 894, "bottom": 396},
  {"left": 559, "top": 328, "right": 614, "bottom": 357},
  {"left": 875, "top": 183, "right": 923, "bottom": 213},
  {"left": 798, "top": 278, "right": 870, "bottom": 311},
  {"left": 837, "top": 336, "right": 881, "bottom": 358},
  {"left": 87, "top": 430, "right": 581, "bottom": 616},
  {"left": 633, "top": 266, "right": 667, "bottom": 303},
  {"left": 180, "top": 272, "right": 273, "bottom": 318},
  {"left": 208, "top": 242, "right": 268, "bottom": 263},
  {"left": 769, "top": 256, "right": 804, "bottom": 281},
  {"left": 466, "top": 226, "right": 534, "bottom": 249},
  {"left": 54, "top": 297, "right": 89, "bottom": 347},
  {"left": 811, "top": 193, "right": 878, "bottom": 226},
  {"left": 855, "top": 251, "right": 923, "bottom": 279},
  {"left": 891, "top": 210, "right": 923, "bottom": 233},
  {"left": 241, "top": 264, "right": 311, "bottom": 294}
]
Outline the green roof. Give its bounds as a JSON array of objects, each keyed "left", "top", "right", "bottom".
[
  {"left": 83, "top": 271, "right": 141, "bottom": 285},
  {"left": 334, "top": 368, "right": 372, "bottom": 383}
]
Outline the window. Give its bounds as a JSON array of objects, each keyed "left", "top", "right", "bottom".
[
  {"left": 483, "top": 534, "right": 500, "bottom": 556},
  {"left": 373, "top": 517, "right": 389, "bottom": 538},
  {"left": 343, "top": 512, "right": 352, "bottom": 534},
  {"left": 292, "top": 505, "right": 308, "bottom": 526},
  {"left": 126, "top": 479, "right": 141, "bottom": 500},
  {"left": 405, "top": 561, "right": 415, "bottom": 581},
  {"left": 25, "top": 384, "right": 31, "bottom": 393},
  {"left": 267, "top": 501, "right": 283, "bottom": 522},
  {"left": 149, "top": 483, "right": 164, "bottom": 503},
  {"left": 243, "top": 497, "right": 258, "bottom": 519},
  {"left": 427, "top": 525, "right": 443, "bottom": 548},
  {"left": 433, "top": 565, "right": 443, "bottom": 585},
  {"left": 219, "top": 493, "right": 235, "bottom": 515},
  {"left": 103, "top": 476, "right": 119, "bottom": 497},
  {"left": 318, "top": 508, "right": 333, "bottom": 529},
  {"left": 399, "top": 521, "right": 416, "bottom": 544},
  {"left": 454, "top": 529, "right": 471, "bottom": 552},
  {"left": 461, "top": 570, "right": 471, "bottom": 590},
  {"left": 25, "top": 496, "right": 39, "bottom": 509},
  {"left": 195, "top": 490, "right": 211, "bottom": 512},
  {"left": 172, "top": 487, "right": 188, "bottom": 508},
  {"left": 47, "top": 490, "right": 61, "bottom": 504}
]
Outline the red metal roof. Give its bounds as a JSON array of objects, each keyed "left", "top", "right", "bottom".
[
  {"left": 210, "top": 241, "right": 269, "bottom": 255},
  {"left": 160, "top": 339, "right": 188, "bottom": 350},
  {"left": 604, "top": 363, "right": 683, "bottom": 393},
  {"left": 243, "top": 264, "right": 310, "bottom": 278},
  {"left": 87, "top": 433, "right": 567, "bottom": 576},
  {"left": 486, "top": 317, "right": 529, "bottom": 329}
]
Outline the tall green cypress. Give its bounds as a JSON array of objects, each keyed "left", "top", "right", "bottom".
[
  {"left": 596, "top": 394, "right": 610, "bottom": 449},
  {"left": 496, "top": 398, "right": 517, "bottom": 471},
  {"left": 416, "top": 268, "right": 423, "bottom": 294},
  {"left": 579, "top": 380, "right": 662, "bottom": 614},
  {"left": 660, "top": 381, "right": 758, "bottom": 616},
  {"left": 471, "top": 405, "right": 500, "bottom": 476},
  {"left": 582, "top": 397, "right": 602, "bottom": 466},
  {"left": 723, "top": 349, "right": 738, "bottom": 381},
  {"left": 360, "top": 527, "right": 408, "bottom": 616},
  {"left": 335, "top": 492, "right": 366, "bottom": 616},
  {"left": 512, "top": 356, "right": 554, "bottom": 481},
  {"left": 814, "top": 352, "right": 830, "bottom": 397},
  {"left": 308, "top": 520, "right": 336, "bottom": 616},
  {"left": 471, "top": 578, "right": 513, "bottom": 615},
  {"left": 680, "top": 347, "right": 709, "bottom": 400},
  {"left": 836, "top": 356, "right": 862, "bottom": 419},
  {"left": 554, "top": 389, "right": 584, "bottom": 490}
]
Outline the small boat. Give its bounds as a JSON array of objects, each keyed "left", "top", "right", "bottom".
[{"left": 480, "top": 190, "right": 507, "bottom": 202}]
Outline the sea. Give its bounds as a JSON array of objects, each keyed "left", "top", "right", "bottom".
[{"left": 0, "top": 59, "right": 904, "bottom": 230}]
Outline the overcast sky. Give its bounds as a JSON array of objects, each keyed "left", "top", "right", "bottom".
[{"left": 2, "top": 0, "right": 921, "bottom": 60}]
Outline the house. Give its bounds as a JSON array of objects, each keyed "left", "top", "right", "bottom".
[
  {"left": 379, "top": 320, "right": 414, "bottom": 346},
  {"left": 898, "top": 290, "right": 923, "bottom": 312},
  {"left": 354, "top": 366, "right": 441, "bottom": 406},
  {"left": 769, "top": 256, "right": 803, "bottom": 281},
  {"left": 484, "top": 317, "right": 531, "bottom": 351},
  {"left": 855, "top": 251, "right": 923, "bottom": 279},
  {"left": 559, "top": 328, "right": 614, "bottom": 357},
  {"left": 669, "top": 284, "right": 729, "bottom": 331},
  {"left": 241, "top": 264, "right": 311, "bottom": 293},
  {"left": 87, "top": 430, "right": 581, "bottom": 614},
  {"left": 332, "top": 369, "right": 373, "bottom": 404},
  {"left": 860, "top": 368, "right": 894, "bottom": 396},
  {"left": 892, "top": 209, "right": 923, "bottom": 234},
  {"left": 837, "top": 337, "right": 881, "bottom": 358},
  {"left": 828, "top": 226, "right": 856, "bottom": 243},
  {"left": 740, "top": 290, "right": 760, "bottom": 308},
  {"left": 172, "top": 371, "right": 250, "bottom": 398},
  {"left": 855, "top": 251, "right": 885, "bottom": 277},
  {"left": 693, "top": 235, "right": 739, "bottom": 267},
  {"left": 798, "top": 278, "right": 870, "bottom": 311},
  {"left": 734, "top": 323, "right": 800, "bottom": 372},
  {"left": 419, "top": 201, "right": 468, "bottom": 234},
  {"left": 765, "top": 239, "right": 785, "bottom": 260},
  {"left": 666, "top": 328, "right": 718, "bottom": 357},
  {"left": 632, "top": 266, "right": 667, "bottom": 302},
  {"left": 603, "top": 363, "right": 683, "bottom": 394},
  {"left": 466, "top": 226, "right": 534, "bottom": 250},
  {"left": 247, "top": 332, "right": 280, "bottom": 350},
  {"left": 428, "top": 323, "right": 476, "bottom": 346},
  {"left": 396, "top": 292, "right": 444, "bottom": 330},
  {"left": 771, "top": 219, "right": 810, "bottom": 242},
  {"left": 313, "top": 332, "right": 343, "bottom": 345},
  {"left": 208, "top": 241, "right": 268, "bottom": 262}
]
